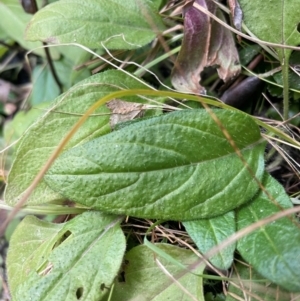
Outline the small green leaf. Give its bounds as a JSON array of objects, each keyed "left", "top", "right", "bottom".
[
  {"left": 239, "top": 44, "right": 261, "bottom": 66},
  {"left": 5, "top": 70, "right": 152, "bottom": 206},
  {"left": 184, "top": 211, "right": 236, "bottom": 270},
  {"left": 25, "top": 0, "right": 165, "bottom": 49},
  {"left": 54, "top": 45, "right": 91, "bottom": 84},
  {"left": 45, "top": 109, "right": 265, "bottom": 220},
  {"left": 30, "top": 57, "right": 90, "bottom": 106},
  {"left": 7, "top": 212, "right": 126, "bottom": 301},
  {"left": 110, "top": 244, "right": 205, "bottom": 301},
  {"left": 31, "top": 65, "right": 60, "bottom": 105},
  {"left": 237, "top": 173, "right": 300, "bottom": 292},
  {"left": 226, "top": 262, "right": 294, "bottom": 301}
]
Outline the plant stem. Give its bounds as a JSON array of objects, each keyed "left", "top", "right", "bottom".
[
  {"left": 22, "top": 0, "right": 63, "bottom": 93},
  {"left": 43, "top": 42, "right": 63, "bottom": 93},
  {"left": 282, "top": 50, "right": 290, "bottom": 120}
]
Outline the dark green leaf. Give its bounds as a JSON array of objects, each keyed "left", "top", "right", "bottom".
[
  {"left": 30, "top": 57, "right": 90, "bottom": 106},
  {"left": 239, "top": 44, "right": 261, "bottom": 66},
  {"left": 45, "top": 109, "right": 265, "bottom": 220},
  {"left": 239, "top": 0, "right": 300, "bottom": 59},
  {"left": 237, "top": 173, "right": 300, "bottom": 292},
  {"left": 31, "top": 65, "right": 60, "bottom": 105},
  {"left": 184, "top": 211, "right": 236, "bottom": 270}
]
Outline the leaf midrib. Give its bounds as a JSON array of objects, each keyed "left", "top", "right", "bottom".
[{"left": 51, "top": 140, "right": 262, "bottom": 176}]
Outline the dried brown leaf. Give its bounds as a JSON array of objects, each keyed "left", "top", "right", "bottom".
[
  {"left": 171, "top": 0, "right": 241, "bottom": 94},
  {"left": 106, "top": 99, "right": 145, "bottom": 128}
]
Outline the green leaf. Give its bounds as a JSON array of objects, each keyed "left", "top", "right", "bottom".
[
  {"left": 45, "top": 109, "right": 265, "bottom": 220},
  {"left": 226, "top": 262, "right": 295, "bottom": 301},
  {"left": 4, "top": 102, "right": 50, "bottom": 148},
  {"left": 0, "top": 0, "right": 59, "bottom": 58},
  {"left": 7, "top": 216, "right": 63, "bottom": 300},
  {"left": 183, "top": 211, "right": 236, "bottom": 270},
  {"left": 239, "top": 0, "right": 300, "bottom": 59},
  {"left": 237, "top": 173, "right": 300, "bottom": 292},
  {"left": 7, "top": 212, "right": 126, "bottom": 301},
  {"left": 3, "top": 103, "right": 52, "bottom": 171},
  {"left": 31, "top": 65, "right": 60, "bottom": 105},
  {"left": 5, "top": 70, "right": 151, "bottom": 206},
  {"left": 239, "top": 44, "right": 261, "bottom": 66},
  {"left": 54, "top": 45, "right": 91, "bottom": 84},
  {"left": 110, "top": 244, "right": 205, "bottom": 301},
  {"left": 30, "top": 57, "right": 90, "bottom": 106},
  {"left": 151, "top": 0, "right": 164, "bottom": 9},
  {"left": 25, "top": 0, "right": 165, "bottom": 49}
]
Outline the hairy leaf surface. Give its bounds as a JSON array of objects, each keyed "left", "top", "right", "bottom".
[
  {"left": 7, "top": 212, "right": 125, "bottom": 301},
  {"left": 184, "top": 211, "right": 235, "bottom": 270},
  {"left": 25, "top": 0, "right": 165, "bottom": 49},
  {"left": 237, "top": 173, "right": 300, "bottom": 292},
  {"left": 239, "top": 0, "right": 300, "bottom": 59},
  {"left": 45, "top": 109, "right": 265, "bottom": 220}
]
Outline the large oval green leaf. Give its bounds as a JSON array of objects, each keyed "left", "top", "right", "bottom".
[
  {"left": 45, "top": 109, "right": 265, "bottom": 220},
  {"left": 237, "top": 173, "right": 300, "bottom": 292},
  {"left": 25, "top": 0, "right": 165, "bottom": 49},
  {"left": 7, "top": 212, "right": 126, "bottom": 301}
]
